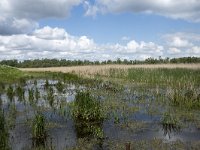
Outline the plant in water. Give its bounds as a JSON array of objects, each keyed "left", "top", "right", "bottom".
[
  {"left": 169, "top": 87, "right": 200, "bottom": 109},
  {"left": 6, "top": 85, "right": 14, "bottom": 102},
  {"left": 72, "top": 91, "right": 105, "bottom": 138},
  {"left": 32, "top": 113, "right": 47, "bottom": 148},
  {"left": 15, "top": 86, "right": 25, "bottom": 102},
  {"left": 0, "top": 110, "right": 10, "bottom": 150},
  {"left": 44, "top": 79, "right": 49, "bottom": 89},
  {"left": 56, "top": 80, "right": 64, "bottom": 93},
  {"left": 47, "top": 87, "right": 54, "bottom": 107},
  {"left": 35, "top": 87, "right": 40, "bottom": 102},
  {"left": 34, "top": 80, "right": 37, "bottom": 86},
  {"left": 28, "top": 88, "right": 35, "bottom": 104},
  {"left": 161, "top": 111, "right": 181, "bottom": 138}
]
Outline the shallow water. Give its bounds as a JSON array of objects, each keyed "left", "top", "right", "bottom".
[{"left": 0, "top": 79, "right": 200, "bottom": 149}]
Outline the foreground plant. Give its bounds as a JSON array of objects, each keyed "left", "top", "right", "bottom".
[
  {"left": 32, "top": 113, "right": 47, "bottom": 148},
  {"left": 0, "top": 110, "right": 10, "bottom": 150},
  {"left": 6, "top": 85, "right": 14, "bottom": 102},
  {"left": 161, "top": 111, "right": 181, "bottom": 138},
  {"left": 15, "top": 85, "right": 25, "bottom": 101},
  {"left": 56, "top": 80, "right": 64, "bottom": 93},
  {"left": 72, "top": 91, "right": 105, "bottom": 138}
]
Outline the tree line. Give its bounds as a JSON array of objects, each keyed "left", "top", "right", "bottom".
[{"left": 0, "top": 57, "right": 200, "bottom": 68}]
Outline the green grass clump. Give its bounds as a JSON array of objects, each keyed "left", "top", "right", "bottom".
[
  {"left": 72, "top": 91, "right": 104, "bottom": 121},
  {"left": 161, "top": 111, "right": 181, "bottom": 137},
  {"left": 0, "top": 110, "right": 10, "bottom": 150},
  {"left": 47, "top": 87, "right": 54, "bottom": 107},
  {"left": 56, "top": 80, "right": 64, "bottom": 93},
  {"left": 6, "top": 85, "right": 14, "bottom": 102},
  {"left": 32, "top": 113, "right": 47, "bottom": 147},
  {"left": 72, "top": 91, "right": 105, "bottom": 138},
  {"left": 15, "top": 86, "right": 25, "bottom": 101}
]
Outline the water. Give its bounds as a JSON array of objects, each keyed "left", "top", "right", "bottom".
[{"left": 0, "top": 79, "right": 199, "bottom": 149}]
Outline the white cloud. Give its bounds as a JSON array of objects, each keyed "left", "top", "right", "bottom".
[
  {"left": 121, "top": 36, "right": 130, "bottom": 41},
  {"left": 0, "top": 0, "right": 82, "bottom": 34},
  {"left": 190, "top": 46, "right": 200, "bottom": 54},
  {"left": 85, "top": 0, "right": 200, "bottom": 22},
  {"left": 0, "top": 26, "right": 166, "bottom": 60},
  {"left": 33, "top": 26, "right": 67, "bottom": 40},
  {"left": 0, "top": 26, "right": 200, "bottom": 61},
  {"left": 168, "top": 47, "right": 181, "bottom": 54},
  {"left": 169, "top": 36, "right": 192, "bottom": 48},
  {"left": 164, "top": 32, "right": 200, "bottom": 57}
]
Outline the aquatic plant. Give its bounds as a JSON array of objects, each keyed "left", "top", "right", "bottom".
[
  {"left": 32, "top": 113, "right": 47, "bottom": 148},
  {"left": 0, "top": 110, "right": 10, "bottom": 150},
  {"left": 161, "top": 111, "right": 181, "bottom": 138},
  {"left": 44, "top": 79, "right": 49, "bottom": 89},
  {"left": 47, "top": 87, "right": 54, "bottom": 107},
  {"left": 28, "top": 88, "right": 35, "bottom": 103},
  {"left": 6, "top": 85, "right": 14, "bottom": 102},
  {"left": 34, "top": 80, "right": 37, "bottom": 86},
  {"left": 35, "top": 87, "right": 40, "bottom": 102},
  {"left": 15, "top": 85, "right": 25, "bottom": 101},
  {"left": 72, "top": 91, "right": 105, "bottom": 138},
  {"left": 56, "top": 80, "right": 64, "bottom": 93},
  {"left": 168, "top": 87, "right": 200, "bottom": 109}
]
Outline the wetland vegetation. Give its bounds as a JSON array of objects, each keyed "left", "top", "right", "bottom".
[{"left": 0, "top": 64, "right": 200, "bottom": 150}]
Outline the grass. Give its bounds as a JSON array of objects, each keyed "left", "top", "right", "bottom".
[
  {"left": 161, "top": 111, "right": 181, "bottom": 137},
  {"left": 72, "top": 91, "right": 105, "bottom": 138},
  {"left": 0, "top": 110, "right": 10, "bottom": 150},
  {"left": 6, "top": 85, "right": 14, "bottom": 102},
  {"left": 32, "top": 113, "right": 47, "bottom": 148},
  {"left": 108, "top": 68, "right": 200, "bottom": 87},
  {"left": 168, "top": 87, "right": 200, "bottom": 109},
  {"left": 1, "top": 64, "right": 200, "bottom": 149},
  {"left": 0, "top": 65, "right": 26, "bottom": 83}
]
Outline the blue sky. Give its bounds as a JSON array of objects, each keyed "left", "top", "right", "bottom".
[
  {"left": 0, "top": 0, "right": 200, "bottom": 60},
  {"left": 39, "top": 5, "right": 200, "bottom": 44}
]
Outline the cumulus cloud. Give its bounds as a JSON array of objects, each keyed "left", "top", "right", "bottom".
[
  {"left": 168, "top": 36, "right": 192, "bottom": 48},
  {"left": 0, "top": 25, "right": 199, "bottom": 60},
  {"left": 0, "top": 0, "right": 82, "bottom": 34},
  {"left": 84, "top": 0, "right": 200, "bottom": 22},
  {"left": 0, "top": 26, "right": 166, "bottom": 60},
  {"left": 164, "top": 32, "right": 200, "bottom": 57}
]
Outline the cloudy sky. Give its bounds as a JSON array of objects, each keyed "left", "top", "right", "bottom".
[{"left": 0, "top": 0, "right": 200, "bottom": 60}]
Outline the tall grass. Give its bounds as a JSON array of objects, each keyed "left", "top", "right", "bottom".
[
  {"left": 108, "top": 68, "right": 200, "bottom": 87},
  {"left": 6, "top": 85, "right": 14, "bottom": 102},
  {"left": 0, "top": 110, "right": 10, "bottom": 150},
  {"left": 32, "top": 113, "right": 47, "bottom": 148},
  {"left": 72, "top": 91, "right": 105, "bottom": 138}
]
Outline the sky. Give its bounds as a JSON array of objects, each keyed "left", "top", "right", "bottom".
[{"left": 0, "top": 0, "right": 200, "bottom": 61}]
